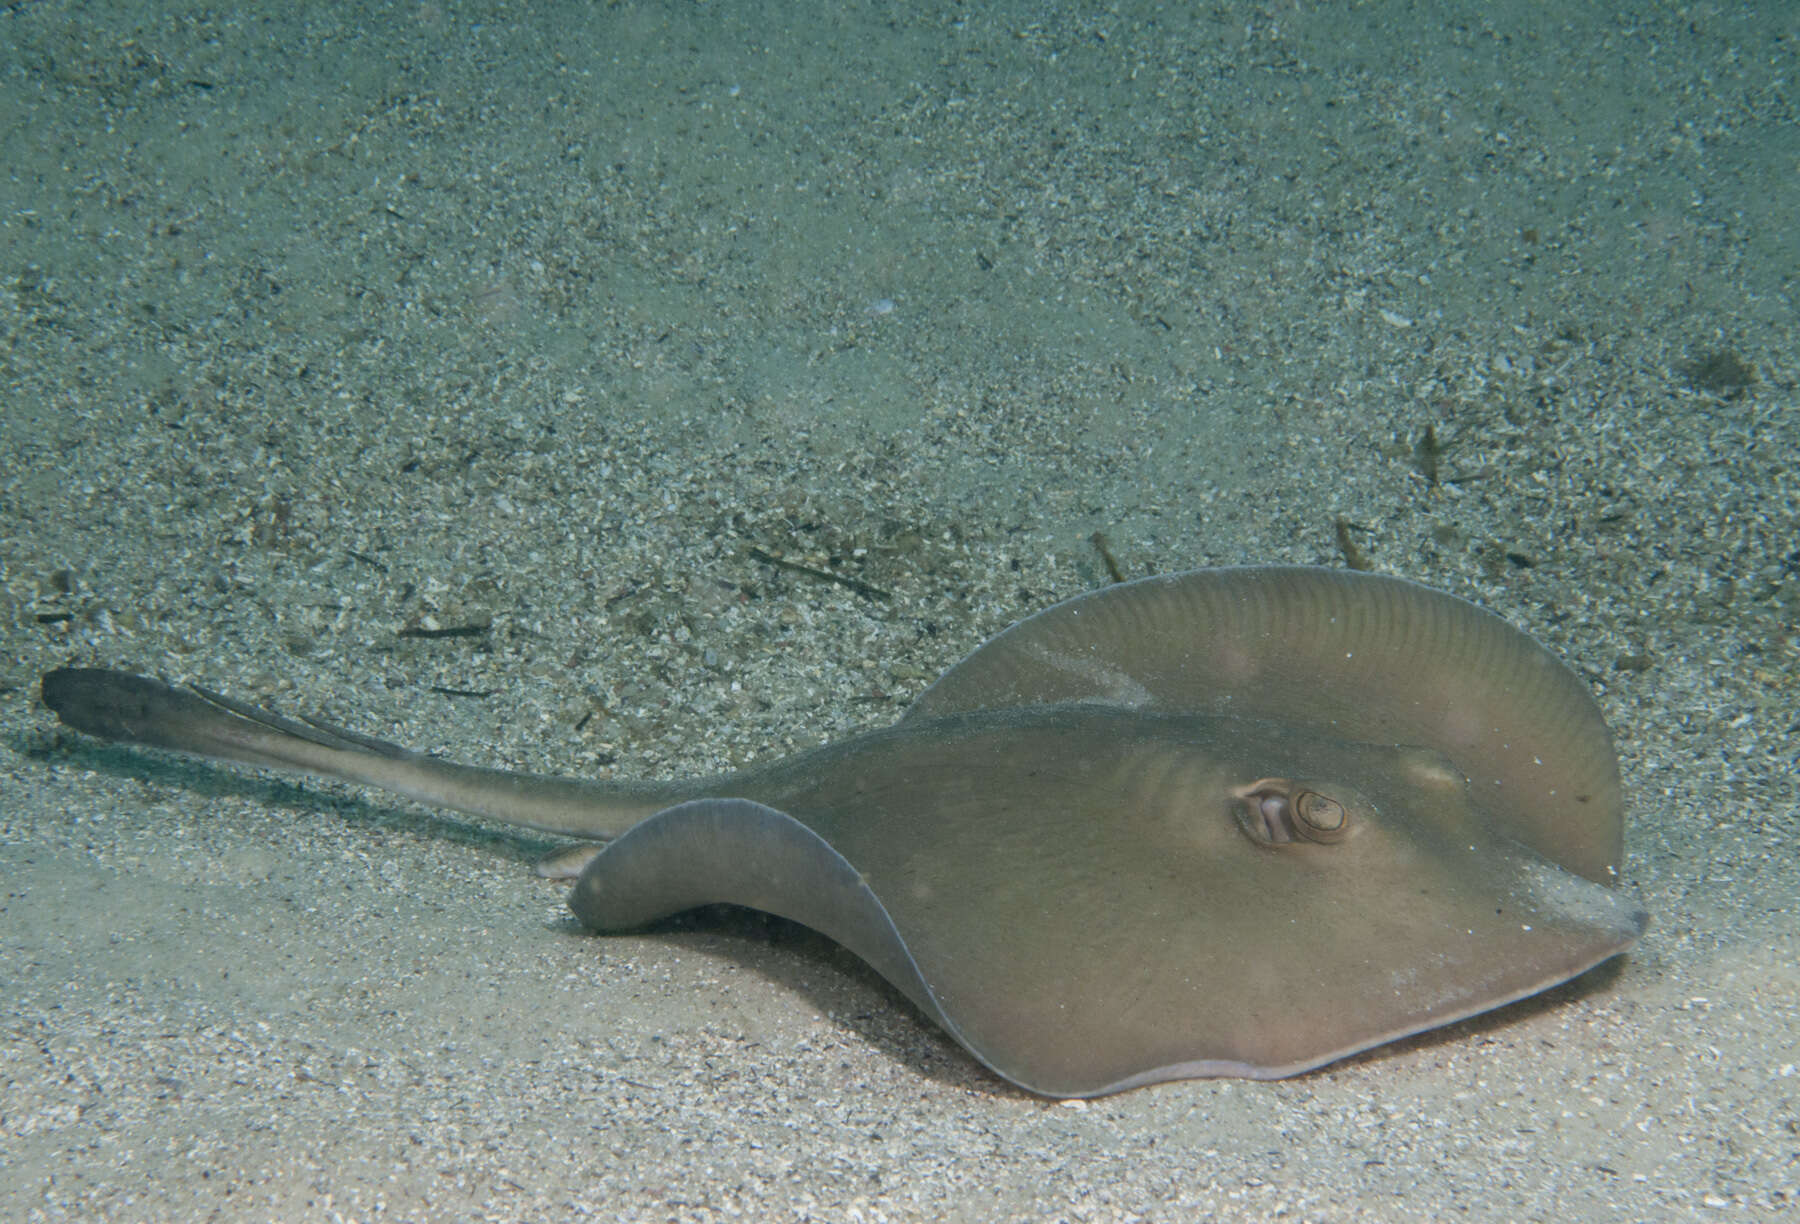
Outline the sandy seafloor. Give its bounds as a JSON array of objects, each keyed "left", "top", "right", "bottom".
[{"left": 2, "top": 0, "right": 1796, "bottom": 1220}]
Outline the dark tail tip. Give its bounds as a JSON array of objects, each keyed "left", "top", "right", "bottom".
[{"left": 41, "top": 667, "right": 207, "bottom": 748}]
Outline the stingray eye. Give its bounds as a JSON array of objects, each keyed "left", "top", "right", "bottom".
[
  {"left": 1233, "top": 779, "right": 1360, "bottom": 847},
  {"left": 1292, "top": 791, "right": 1349, "bottom": 842}
]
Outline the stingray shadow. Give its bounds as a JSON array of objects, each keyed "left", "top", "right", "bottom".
[{"left": 19, "top": 725, "right": 1006, "bottom": 1094}]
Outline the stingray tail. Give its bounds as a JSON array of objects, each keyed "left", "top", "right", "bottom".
[{"left": 40, "top": 667, "right": 677, "bottom": 839}]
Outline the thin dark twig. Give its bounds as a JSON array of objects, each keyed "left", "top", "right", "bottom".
[{"left": 746, "top": 546, "right": 890, "bottom": 601}]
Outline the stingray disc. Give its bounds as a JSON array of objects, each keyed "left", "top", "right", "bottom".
[{"left": 908, "top": 566, "right": 1623, "bottom": 883}]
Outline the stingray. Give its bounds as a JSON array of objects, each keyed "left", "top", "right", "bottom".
[{"left": 40, "top": 565, "right": 1645, "bottom": 1097}]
